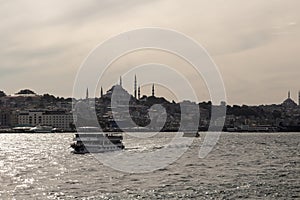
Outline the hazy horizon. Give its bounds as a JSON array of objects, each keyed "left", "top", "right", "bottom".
[
  {"left": 1, "top": 0, "right": 299, "bottom": 105},
  {"left": 1, "top": 85, "right": 298, "bottom": 106}
]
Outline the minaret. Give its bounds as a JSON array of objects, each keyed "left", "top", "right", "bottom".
[
  {"left": 152, "top": 84, "right": 155, "bottom": 97},
  {"left": 298, "top": 91, "right": 300, "bottom": 106},
  {"left": 86, "top": 87, "right": 89, "bottom": 99},
  {"left": 100, "top": 87, "right": 103, "bottom": 98},
  {"left": 119, "top": 76, "right": 122, "bottom": 87},
  {"left": 138, "top": 86, "right": 141, "bottom": 100},
  {"left": 288, "top": 91, "right": 291, "bottom": 99},
  {"left": 134, "top": 75, "right": 137, "bottom": 99}
]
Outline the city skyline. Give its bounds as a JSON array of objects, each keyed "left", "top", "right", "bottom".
[
  {"left": 0, "top": 1, "right": 299, "bottom": 105},
  {"left": 1, "top": 81, "right": 300, "bottom": 106}
]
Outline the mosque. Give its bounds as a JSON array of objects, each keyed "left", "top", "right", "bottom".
[
  {"left": 83, "top": 75, "right": 156, "bottom": 108},
  {"left": 282, "top": 91, "right": 299, "bottom": 108},
  {"left": 92, "top": 75, "right": 155, "bottom": 101},
  {"left": 87, "top": 77, "right": 300, "bottom": 109}
]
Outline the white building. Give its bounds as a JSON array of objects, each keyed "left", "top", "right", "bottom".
[{"left": 18, "top": 110, "right": 73, "bottom": 131}]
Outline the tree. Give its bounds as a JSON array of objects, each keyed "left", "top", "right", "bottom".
[
  {"left": 272, "top": 110, "right": 282, "bottom": 119},
  {"left": 42, "top": 94, "right": 56, "bottom": 102},
  {"left": 0, "top": 90, "right": 6, "bottom": 97},
  {"left": 16, "top": 89, "right": 36, "bottom": 95}
]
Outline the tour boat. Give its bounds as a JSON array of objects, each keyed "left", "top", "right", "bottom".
[{"left": 70, "top": 127, "right": 125, "bottom": 154}]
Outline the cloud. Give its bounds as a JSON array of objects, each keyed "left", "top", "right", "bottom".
[{"left": 0, "top": 0, "right": 299, "bottom": 104}]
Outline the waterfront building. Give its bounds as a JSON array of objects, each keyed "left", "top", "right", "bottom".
[
  {"left": 18, "top": 110, "right": 73, "bottom": 131},
  {"left": 0, "top": 109, "right": 12, "bottom": 128}
]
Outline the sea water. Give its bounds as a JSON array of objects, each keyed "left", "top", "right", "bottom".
[{"left": 0, "top": 132, "right": 299, "bottom": 199}]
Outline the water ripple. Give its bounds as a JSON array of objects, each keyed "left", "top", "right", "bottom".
[{"left": 0, "top": 132, "right": 299, "bottom": 199}]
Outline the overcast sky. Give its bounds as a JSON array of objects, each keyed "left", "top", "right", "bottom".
[{"left": 0, "top": 0, "right": 299, "bottom": 105}]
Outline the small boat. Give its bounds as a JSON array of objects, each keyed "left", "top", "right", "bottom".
[
  {"left": 29, "top": 125, "right": 53, "bottom": 133},
  {"left": 12, "top": 126, "right": 33, "bottom": 133},
  {"left": 51, "top": 128, "right": 64, "bottom": 133},
  {"left": 183, "top": 131, "right": 200, "bottom": 137},
  {"left": 70, "top": 127, "right": 125, "bottom": 154}
]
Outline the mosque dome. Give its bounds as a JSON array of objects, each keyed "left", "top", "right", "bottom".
[{"left": 282, "top": 91, "right": 297, "bottom": 108}]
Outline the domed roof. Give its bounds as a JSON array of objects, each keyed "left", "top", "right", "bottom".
[{"left": 282, "top": 97, "right": 297, "bottom": 107}]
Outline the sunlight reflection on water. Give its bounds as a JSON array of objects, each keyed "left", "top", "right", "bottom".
[{"left": 0, "top": 132, "right": 299, "bottom": 199}]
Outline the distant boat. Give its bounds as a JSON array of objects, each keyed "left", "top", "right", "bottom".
[
  {"left": 229, "top": 125, "right": 278, "bottom": 132},
  {"left": 51, "top": 128, "right": 64, "bottom": 133},
  {"left": 12, "top": 126, "right": 33, "bottom": 133},
  {"left": 70, "top": 127, "right": 125, "bottom": 154},
  {"left": 183, "top": 131, "right": 200, "bottom": 137},
  {"left": 29, "top": 125, "right": 53, "bottom": 133}
]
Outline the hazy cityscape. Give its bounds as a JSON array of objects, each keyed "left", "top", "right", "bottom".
[{"left": 1, "top": 76, "right": 300, "bottom": 133}]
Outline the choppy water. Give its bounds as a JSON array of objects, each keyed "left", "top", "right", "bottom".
[{"left": 0, "top": 132, "right": 299, "bottom": 199}]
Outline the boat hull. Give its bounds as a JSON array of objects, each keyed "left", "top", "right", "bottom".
[{"left": 71, "top": 145, "right": 124, "bottom": 154}]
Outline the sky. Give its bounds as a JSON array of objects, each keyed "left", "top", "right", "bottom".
[{"left": 0, "top": 0, "right": 299, "bottom": 105}]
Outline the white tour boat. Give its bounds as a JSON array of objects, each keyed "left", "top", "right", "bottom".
[{"left": 70, "top": 127, "right": 125, "bottom": 154}]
